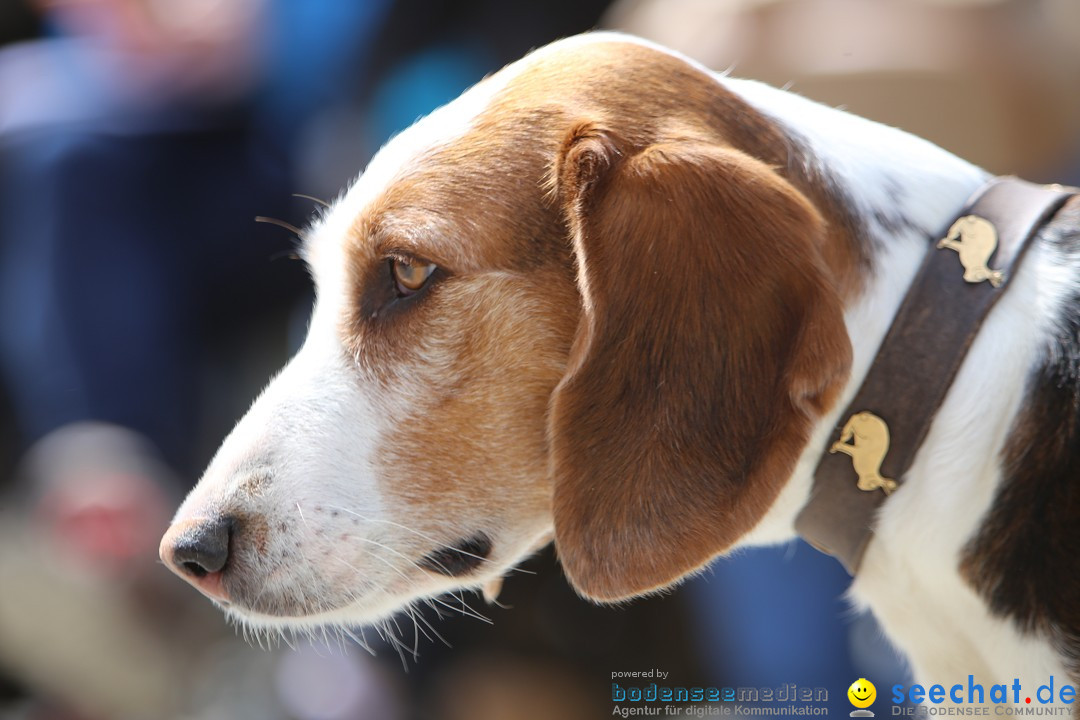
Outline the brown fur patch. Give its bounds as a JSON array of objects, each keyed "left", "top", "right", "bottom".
[
  {"left": 549, "top": 128, "right": 851, "bottom": 600},
  {"left": 337, "top": 37, "right": 862, "bottom": 598},
  {"left": 368, "top": 270, "right": 578, "bottom": 538}
]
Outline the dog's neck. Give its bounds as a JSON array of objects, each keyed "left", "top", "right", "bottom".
[{"left": 721, "top": 76, "right": 992, "bottom": 546}]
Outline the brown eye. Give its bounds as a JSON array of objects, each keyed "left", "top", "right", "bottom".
[{"left": 390, "top": 257, "right": 437, "bottom": 296}]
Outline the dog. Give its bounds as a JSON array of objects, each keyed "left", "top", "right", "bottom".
[{"left": 159, "top": 32, "right": 1080, "bottom": 689}]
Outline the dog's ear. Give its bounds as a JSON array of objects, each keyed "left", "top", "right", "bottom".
[{"left": 549, "top": 123, "right": 852, "bottom": 601}]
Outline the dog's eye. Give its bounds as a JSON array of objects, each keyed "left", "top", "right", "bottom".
[{"left": 390, "top": 258, "right": 437, "bottom": 296}]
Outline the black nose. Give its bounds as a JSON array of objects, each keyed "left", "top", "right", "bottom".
[{"left": 164, "top": 516, "right": 233, "bottom": 578}]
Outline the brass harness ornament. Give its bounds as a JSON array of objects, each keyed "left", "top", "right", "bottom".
[
  {"left": 937, "top": 215, "right": 1005, "bottom": 287},
  {"left": 829, "top": 411, "right": 897, "bottom": 495}
]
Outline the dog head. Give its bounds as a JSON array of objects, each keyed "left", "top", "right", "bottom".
[{"left": 159, "top": 34, "right": 852, "bottom": 631}]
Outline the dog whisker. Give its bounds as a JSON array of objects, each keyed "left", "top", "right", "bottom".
[
  {"left": 322, "top": 503, "right": 533, "bottom": 575},
  {"left": 254, "top": 215, "right": 305, "bottom": 237},
  {"left": 431, "top": 594, "right": 492, "bottom": 625},
  {"left": 293, "top": 192, "right": 331, "bottom": 208},
  {"left": 410, "top": 605, "right": 450, "bottom": 648},
  {"left": 354, "top": 535, "right": 435, "bottom": 581},
  {"left": 407, "top": 606, "right": 421, "bottom": 659},
  {"left": 340, "top": 625, "right": 375, "bottom": 656},
  {"left": 381, "top": 616, "right": 414, "bottom": 669}
]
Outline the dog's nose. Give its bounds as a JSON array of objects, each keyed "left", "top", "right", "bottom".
[{"left": 159, "top": 516, "right": 233, "bottom": 602}]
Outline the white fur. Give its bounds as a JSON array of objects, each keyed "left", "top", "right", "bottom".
[
  {"left": 853, "top": 238, "right": 1073, "bottom": 688},
  {"left": 171, "top": 60, "right": 541, "bottom": 633}
]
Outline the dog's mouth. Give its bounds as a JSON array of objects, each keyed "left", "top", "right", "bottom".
[
  {"left": 224, "top": 535, "right": 495, "bottom": 620},
  {"left": 161, "top": 518, "right": 501, "bottom": 623},
  {"left": 417, "top": 532, "right": 493, "bottom": 577}
]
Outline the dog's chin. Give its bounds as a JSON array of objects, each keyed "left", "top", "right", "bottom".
[
  {"left": 209, "top": 530, "right": 556, "bottom": 638},
  {"left": 215, "top": 570, "right": 507, "bottom": 638},
  {"left": 219, "top": 586, "right": 441, "bottom": 635}
]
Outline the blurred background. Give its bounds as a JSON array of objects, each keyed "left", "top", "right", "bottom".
[{"left": 0, "top": 0, "right": 1077, "bottom": 718}]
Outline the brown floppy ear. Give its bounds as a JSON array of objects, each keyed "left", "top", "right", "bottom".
[{"left": 549, "top": 124, "right": 852, "bottom": 601}]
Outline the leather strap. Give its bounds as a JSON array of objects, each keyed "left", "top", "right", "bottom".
[{"left": 795, "top": 177, "right": 1075, "bottom": 574}]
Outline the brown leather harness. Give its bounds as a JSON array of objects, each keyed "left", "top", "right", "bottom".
[{"left": 795, "top": 177, "right": 1076, "bottom": 574}]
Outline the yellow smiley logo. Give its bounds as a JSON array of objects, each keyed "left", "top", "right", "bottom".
[{"left": 848, "top": 678, "right": 877, "bottom": 709}]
